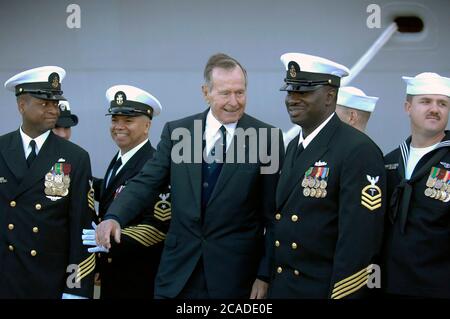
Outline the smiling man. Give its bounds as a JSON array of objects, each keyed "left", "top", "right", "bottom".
[
  {"left": 96, "top": 53, "right": 284, "bottom": 299},
  {"left": 84, "top": 85, "right": 170, "bottom": 299},
  {"left": 269, "top": 53, "right": 386, "bottom": 299},
  {"left": 383, "top": 72, "right": 450, "bottom": 298},
  {"left": 0, "top": 66, "right": 95, "bottom": 298}
]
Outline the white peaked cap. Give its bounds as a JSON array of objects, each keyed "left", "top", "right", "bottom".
[{"left": 337, "top": 86, "right": 379, "bottom": 113}]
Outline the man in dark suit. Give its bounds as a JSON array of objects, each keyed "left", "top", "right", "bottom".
[
  {"left": 82, "top": 85, "right": 170, "bottom": 299},
  {"left": 383, "top": 72, "right": 450, "bottom": 298},
  {"left": 96, "top": 53, "right": 284, "bottom": 299},
  {"left": 0, "top": 66, "right": 95, "bottom": 298},
  {"left": 269, "top": 53, "right": 386, "bottom": 299}
]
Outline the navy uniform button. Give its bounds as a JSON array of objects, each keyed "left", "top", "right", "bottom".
[
  {"left": 10, "top": 201, "right": 16, "bottom": 208},
  {"left": 8, "top": 224, "right": 14, "bottom": 230}
]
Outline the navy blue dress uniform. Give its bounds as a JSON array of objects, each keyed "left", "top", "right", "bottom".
[
  {"left": 269, "top": 53, "right": 386, "bottom": 299},
  {"left": 104, "top": 108, "right": 284, "bottom": 298},
  {"left": 0, "top": 66, "right": 95, "bottom": 298},
  {"left": 382, "top": 73, "right": 450, "bottom": 298},
  {"left": 91, "top": 85, "right": 170, "bottom": 299}
]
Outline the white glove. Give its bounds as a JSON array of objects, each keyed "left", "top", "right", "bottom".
[
  {"left": 62, "top": 293, "right": 88, "bottom": 299},
  {"left": 82, "top": 221, "right": 109, "bottom": 253}
]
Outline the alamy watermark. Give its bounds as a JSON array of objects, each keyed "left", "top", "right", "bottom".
[
  {"left": 66, "top": 4, "right": 81, "bottom": 29},
  {"left": 170, "top": 120, "right": 281, "bottom": 174},
  {"left": 367, "top": 4, "right": 381, "bottom": 29}
]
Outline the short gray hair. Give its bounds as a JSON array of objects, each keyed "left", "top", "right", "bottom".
[{"left": 203, "top": 53, "right": 247, "bottom": 89}]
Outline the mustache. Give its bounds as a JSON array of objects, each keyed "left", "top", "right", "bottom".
[{"left": 426, "top": 113, "right": 441, "bottom": 120}]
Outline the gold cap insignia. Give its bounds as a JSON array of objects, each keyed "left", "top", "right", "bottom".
[
  {"left": 115, "top": 91, "right": 125, "bottom": 105},
  {"left": 49, "top": 73, "right": 60, "bottom": 88},
  {"left": 289, "top": 64, "right": 297, "bottom": 78}
]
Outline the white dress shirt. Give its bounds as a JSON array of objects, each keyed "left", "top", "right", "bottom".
[
  {"left": 298, "top": 113, "right": 335, "bottom": 149},
  {"left": 20, "top": 127, "right": 50, "bottom": 158},
  {"left": 204, "top": 110, "right": 237, "bottom": 155}
]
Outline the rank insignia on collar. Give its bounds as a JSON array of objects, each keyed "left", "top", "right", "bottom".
[
  {"left": 361, "top": 175, "right": 382, "bottom": 211},
  {"left": 0, "top": 177, "right": 7, "bottom": 184}
]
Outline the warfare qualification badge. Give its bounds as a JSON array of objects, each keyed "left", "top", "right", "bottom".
[{"left": 361, "top": 175, "right": 382, "bottom": 211}]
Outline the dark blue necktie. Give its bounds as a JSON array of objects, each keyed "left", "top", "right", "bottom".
[
  {"left": 106, "top": 157, "right": 122, "bottom": 188},
  {"left": 202, "top": 126, "right": 227, "bottom": 209},
  {"left": 26, "top": 140, "right": 37, "bottom": 167}
]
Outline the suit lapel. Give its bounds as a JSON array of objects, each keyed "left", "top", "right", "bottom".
[
  {"left": 0, "top": 130, "right": 28, "bottom": 182},
  {"left": 276, "top": 135, "right": 299, "bottom": 205},
  {"left": 186, "top": 110, "right": 207, "bottom": 212},
  {"left": 277, "top": 115, "right": 340, "bottom": 208},
  {"left": 14, "top": 132, "right": 59, "bottom": 198}
]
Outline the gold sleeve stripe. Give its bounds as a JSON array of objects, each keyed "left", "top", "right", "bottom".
[
  {"left": 122, "top": 232, "right": 154, "bottom": 247},
  {"left": 78, "top": 254, "right": 95, "bottom": 274},
  {"left": 122, "top": 228, "right": 163, "bottom": 244},
  {"left": 122, "top": 228, "right": 158, "bottom": 244},
  {"left": 332, "top": 280, "right": 368, "bottom": 299},
  {"left": 333, "top": 264, "right": 373, "bottom": 289},
  {"left": 76, "top": 253, "right": 96, "bottom": 282},
  {"left": 332, "top": 271, "right": 368, "bottom": 295},
  {"left": 122, "top": 230, "right": 160, "bottom": 247},
  {"left": 129, "top": 224, "right": 166, "bottom": 238},
  {"left": 78, "top": 252, "right": 95, "bottom": 269},
  {"left": 331, "top": 273, "right": 369, "bottom": 298},
  {"left": 122, "top": 228, "right": 166, "bottom": 245},
  {"left": 76, "top": 260, "right": 96, "bottom": 282}
]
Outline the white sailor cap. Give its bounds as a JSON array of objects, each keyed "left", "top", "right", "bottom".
[
  {"left": 402, "top": 72, "right": 450, "bottom": 97},
  {"left": 4, "top": 66, "right": 66, "bottom": 101},
  {"left": 106, "top": 85, "right": 162, "bottom": 119},
  {"left": 280, "top": 52, "right": 350, "bottom": 92},
  {"left": 56, "top": 101, "right": 78, "bottom": 128},
  {"left": 337, "top": 86, "right": 379, "bottom": 113}
]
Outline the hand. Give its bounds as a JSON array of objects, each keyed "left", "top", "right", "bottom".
[
  {"left": 96, "top": 219, "right": 121, "bottom": 249},
  {"left": 250, "top": 278, "right": 268, "bottom": 299},
  {"left": 82, "top": 222, "right": 109, "bottom": 253}
]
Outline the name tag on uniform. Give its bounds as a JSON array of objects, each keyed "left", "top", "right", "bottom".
[{"left": 385, "top": 163, "right": 398, "bottom": 170}]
